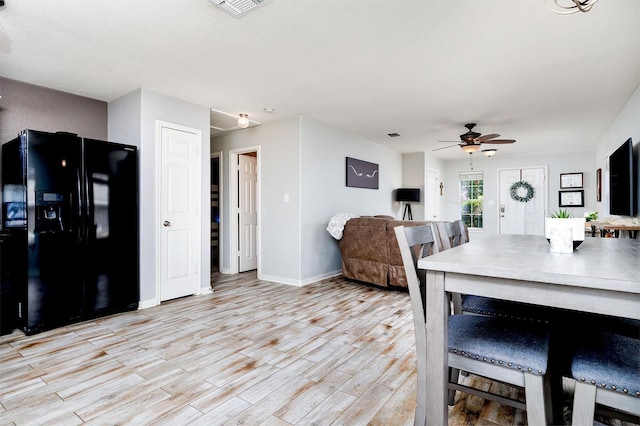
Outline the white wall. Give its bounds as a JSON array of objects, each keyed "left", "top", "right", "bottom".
[
  {"left": 400, "top": 153, "right": 447, "bottom": 221},
  {"left": 440, "top": 151, "right": 596, "bottom": 236},
  {"left": 402, "top": 153, "right": 425, "bottom": 220},
  {"left": 594, "top": 84, "right": 640, "bottom": 218},
  {"left": 108, "top": 89, "right": 211, "bottom": 306},
  {"left": 210, "top": 117, "right": 301, "bottom": 282},
  {"left": 300, "top": 116, "right": 403, "bottom": 284},
  {"left": 211, "top": 115, "right": 403, "bottom": 286}
]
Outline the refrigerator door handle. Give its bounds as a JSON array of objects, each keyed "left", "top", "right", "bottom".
[
  {"left": 75, "top": 169, "right": 84, "bottom": 245},
  {"left": 76, "top": 169, "right": 83, "bottom": 218}
]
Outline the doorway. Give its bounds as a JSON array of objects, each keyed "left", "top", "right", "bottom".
[
  {"left": 229, "top": 147, "right": 260, "bottom": 274},
  {"left": 210, "top": 154, "right": 220, "bottom": 273},
  {"left": 426, "top": 167, "right": 441, "bottom": 220},
  {"left": 498, "top": 167, "right": 547, "bottom": 235}
]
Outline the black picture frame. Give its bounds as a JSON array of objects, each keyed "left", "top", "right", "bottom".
[
  {"left": 559, "top": 190, "right": 584, "bottom": 207},
  {"left": 560, "top": 172, "right": 583, "bottom": 189},
  {"left": 346, "top": 157, "right": 379, "bottom": 189}
]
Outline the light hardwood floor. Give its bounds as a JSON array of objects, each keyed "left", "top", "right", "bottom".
[{"left": 0, "top": 272, "right": 635, "bottom": 425}]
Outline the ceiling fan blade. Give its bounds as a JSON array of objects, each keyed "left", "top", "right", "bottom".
[
  {"left": 476, "top": 133, "right": 500, "bottom": 142},
  {"left": 484, "top": 139, "right": 516, "bottom": 144},
  {"left": 432, "top": 144, "right": 460, "bottom": 151},
  {"left": 437, "top": 140, "right": 462, "bottom": 143}
]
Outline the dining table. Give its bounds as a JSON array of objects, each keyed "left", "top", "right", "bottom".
[
  {"left": 417, "top": 234, "right": 640, "bottom": 425},
  {"left": 589, "top": 220, "right": 640, "bottom": 239}
]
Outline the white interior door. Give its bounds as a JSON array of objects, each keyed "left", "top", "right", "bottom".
[
  {"left": 238, "top": 154, "right": 257, "bottom": 272},
  {"left": 426, "top": 167, "right": 440, "bottom": 220},
  {"left": 499, "top": 167, "right": 546, "bottom": 235},
  {"left": 160, "top": 124, "right": 201, "bottom": 301}
]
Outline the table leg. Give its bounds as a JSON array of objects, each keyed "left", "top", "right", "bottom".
[{"left": 425, "top": 270, "right": 449, "bottom": 425}]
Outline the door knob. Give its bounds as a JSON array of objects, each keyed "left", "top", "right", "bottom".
[{"left": 163, "top": 220, "right": 171, "bottom": 227}]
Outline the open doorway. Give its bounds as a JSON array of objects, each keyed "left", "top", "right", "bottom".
[{"left": 210, "top": 154, "right": 220, "bottom": 273}]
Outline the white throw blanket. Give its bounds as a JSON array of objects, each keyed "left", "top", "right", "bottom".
[{"left": 327, "top": 212, "right": 360, "bottom": 240}]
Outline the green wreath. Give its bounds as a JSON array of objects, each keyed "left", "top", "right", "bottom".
[{"left": 509, "top": 180, "right": 535, "bottom": 203}]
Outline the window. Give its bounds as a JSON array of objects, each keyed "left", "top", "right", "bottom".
[{"left": 460, "top": 172, "right": 483, "bottom": 229}]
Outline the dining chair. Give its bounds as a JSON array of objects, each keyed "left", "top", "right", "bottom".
[
  {"left": 394, "top": 224, "right": 553, "bottom": 426},
  {"left": 456, "top": 219, "right": 469, "bottom": 244},
  {"left": 439, "top": 220, "right": 555, "bottom": 323},
  {"left": 435, "top": 221, "right": 461, "bottom": 250},
  {"left": 570, "top": 331, "right": 640, "bottom": 424}
]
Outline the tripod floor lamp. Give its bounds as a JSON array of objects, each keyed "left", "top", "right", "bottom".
[{"left": 396, "top": 188, "right": 421, "bottom": 220}]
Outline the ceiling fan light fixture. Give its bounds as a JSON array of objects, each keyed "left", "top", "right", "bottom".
[
  {"left": 482, "top": 149, "right": 498, "bottom": 157},
  {"left": 544, "top": 0, "right": 598, "bottom": 14},
  {"left": 461, "top": 144, "right": 481, "bottom": 154},
  {"left": 238, "top": 113, "right": 250, "bottom": 128}
]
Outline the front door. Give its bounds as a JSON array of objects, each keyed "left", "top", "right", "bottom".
[
  {"left": 159, "top": 123, "right": 201, "bottom": 301},
  {"left": 499, "top": 167, "right": 546, "bottom": 235}
]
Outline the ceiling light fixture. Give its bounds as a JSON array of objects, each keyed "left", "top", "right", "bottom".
[
  {"left": 238, "top": 113, "right": 250, "bottom": 129},
  {"left": 461, "top": 144, "right": 481, "bottom": 154},
  {"left": 482, "top": 149, "right": 497, "bottom": 157},
  {"left": 544, "top": 0, "right": 598, "bottom": 14}
]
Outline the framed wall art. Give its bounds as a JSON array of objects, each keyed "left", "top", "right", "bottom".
[
  {"left": 596, "top": 168, "right": 602, "bottom": 202},
  {"left": 559, "top": 190, "right": 584, "bottom": 207},
  {"left": 560, "top": 172, "right": 583, "bottom": 189},
  {"left": 346, "top": 157, "right": 379, "bottom": 189}
]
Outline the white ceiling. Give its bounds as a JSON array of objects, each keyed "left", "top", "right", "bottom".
[{"left": 0, "top": 0, "right": 638, "bottom": 160}]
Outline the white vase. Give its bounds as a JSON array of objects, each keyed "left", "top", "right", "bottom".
[{"left": 545, "top": 218, "right": 586, "bottom": 252}]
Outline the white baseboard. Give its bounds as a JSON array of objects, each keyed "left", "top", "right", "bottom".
[
  {"left": 300, "top": 270, "right": 342, "bottom": 286},
  {"left": 139, "top": 287, "right": 212, "bottom": 310},
  {"left": 257, "top": 270, "right": 342, "bottom": 287},
  {"left": 138, "top": 298, "right": 159, "bottom": 310},
  {"left": 198, "top": 286, "right": 214, "bottom": 295}
]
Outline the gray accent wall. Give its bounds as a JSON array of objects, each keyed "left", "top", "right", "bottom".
[{"left": 0, "top": 76, "right": 107, "bottom": 143}]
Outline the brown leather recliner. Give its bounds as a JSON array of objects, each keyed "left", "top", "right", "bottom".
[{"left": 338, "top": 216, "right": 435, "bottom": 288}]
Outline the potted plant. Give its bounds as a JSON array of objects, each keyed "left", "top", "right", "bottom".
[
  {"left": 545, "top": 208, "right": 586, "bottom": 252},
  {"left": 584, "top": 211, "right": 598, "bottom": 222}
]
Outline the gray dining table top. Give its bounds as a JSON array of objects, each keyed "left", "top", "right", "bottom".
[{"left": 418, "top": 234, "right": 640, "bottom": 294}]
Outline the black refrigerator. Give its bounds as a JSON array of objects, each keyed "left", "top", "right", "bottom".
[{"left": 1, "top": 129, "right": 139, "bottom": 335}]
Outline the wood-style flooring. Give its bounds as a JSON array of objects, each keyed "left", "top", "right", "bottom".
[{"left": 0, "top": 272, "right": 635, "bottom": 425}]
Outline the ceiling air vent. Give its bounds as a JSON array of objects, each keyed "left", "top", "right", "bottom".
[{"left": 209, "top": 0, "right": 270, "bottom": 17}]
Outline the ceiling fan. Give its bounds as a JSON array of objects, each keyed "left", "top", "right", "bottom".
[{"left": 434, "top": 123, "right": 516, "bottom": 154}]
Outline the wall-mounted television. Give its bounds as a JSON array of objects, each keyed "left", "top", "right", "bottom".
[{"left": 608, "top": 138, "right": 637, "bottom": 216}]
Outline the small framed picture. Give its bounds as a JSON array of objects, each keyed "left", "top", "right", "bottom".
[
  {"left": 559, "top": 190, "right": 584, "bottom": 207},
  {"left": 560, "top": 172, "right": 583, "bottom": 189},
  {"left": 596, "top": 168, "right": 602, "bottom": 202}
]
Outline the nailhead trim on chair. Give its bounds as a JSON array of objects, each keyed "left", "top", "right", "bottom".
[
  {"left": 460, "top": 296, "right": 553, "bottom": 324},
  {"left": 577, "top": 378, "right": 639, "bottom": 397},
  {"left": 449, "top": 349, "right": 544, "bottom": 375},
  {"left": 572, "top": 332, "right": 640, "bottom": 399}
]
